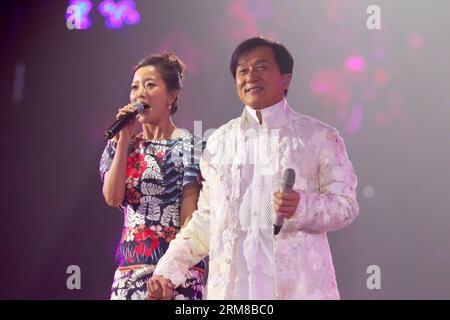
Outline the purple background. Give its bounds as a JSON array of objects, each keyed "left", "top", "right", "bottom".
[{"left": 0, "top": 0, "right": 449, "bottom": 299}]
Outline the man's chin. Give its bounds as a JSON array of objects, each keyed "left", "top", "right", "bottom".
[
  {"left": 246, "top": 101, "right": 271, "bottom": 110},
  {"left": 243, "top": 98, "right": 264, "bottom": 109}
]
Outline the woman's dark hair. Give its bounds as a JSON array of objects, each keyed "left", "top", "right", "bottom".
[
  {"left": 230, "top": 37, "right": 294, "bottom": 95},
  {"left": 133, "top": 52, "right": 185, "bottom": 115}
]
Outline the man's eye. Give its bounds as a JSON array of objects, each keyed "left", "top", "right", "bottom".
[
  {"left": 146, "top": 83, "right": 155, "bottom": 88},
  {"left": 238, "top": 69, "right": 248, "bottom": 75}
]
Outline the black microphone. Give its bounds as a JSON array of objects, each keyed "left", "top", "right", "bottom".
[
  {"left": 274, "top": 168, "right": 296, "bottom": 235},
  {"left": 104, "top": 102, "right": 149, "bottom": 141}
]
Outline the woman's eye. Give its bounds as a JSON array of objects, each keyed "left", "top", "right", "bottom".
[
  {"left": 146, "top": 83, "right": 155, "bottom": 88},
  {"left": 131, "top": 85, "right": 138, "bottom": 90}
]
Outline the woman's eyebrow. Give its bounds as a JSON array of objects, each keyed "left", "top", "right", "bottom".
[{"left": 132, "top": 77, "right": 156, "bottom": 83}]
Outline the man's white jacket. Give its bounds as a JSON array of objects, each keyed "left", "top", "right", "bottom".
[{"left": 154, "top": 103, "right": 359, "bottom": 299}]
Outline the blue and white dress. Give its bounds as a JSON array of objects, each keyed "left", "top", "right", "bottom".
[{"left": 100, "top": 131, "right": 206, "bottom": 300}]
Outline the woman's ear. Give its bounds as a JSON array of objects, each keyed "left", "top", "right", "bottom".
[{"left": 168, "top": 90, "right": 178, "bottom": 108}]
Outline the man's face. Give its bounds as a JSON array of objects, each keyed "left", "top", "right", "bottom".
[{"left": 235, "top": 46, "right": 291, "bottom": 109}]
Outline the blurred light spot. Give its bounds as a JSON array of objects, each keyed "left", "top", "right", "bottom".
[
  {"left": 388, "top": 95, "right": 402, "bottom": 119},
  {"left": 326, "top": 0, "right": 343, "bottom": 23},
  {"left": 375, "top": 69, "right": 389, "bottom": 86},
  {"left": 12, "top": 62, "right": 26, "bottom": 105},
  {"left": 155, "top": 29, "right": 200, "bottom": 74},
  {"left": 410, "top": 33, "right": 423, "bottom": 49},
  {"left": 98, "top": 0, "right": 140, "bottom": 29},
  {"left": 66, "top": 0, "right": 92, "bottom": 30},
  {"left": 244, "top": 0, "right": 271, "bottom": 21},
  {"left": 374, "top": 48, "right": 385, "bottom": 61},
  {"left": 310, "top": 69, "right": 338, "bottom": 95},
  {"left": 228, "top": 0, "right": 258, "bottom": 41},
  {"left": 345, "top": 104, "right": 363, "bottom": 134},
  {"left": 364, "top": 88, "right": 375, "bottom": 101},
  {"left": 363, "top": 185, "right": 375, "bottom": 199},
  {"left": 310, "top": 69, "right": 351, "bottom": 110},
  {"left": 375, "top": 112, "right": 389, "bottom": 126},
  {"left": 337, "top": 90, "right": 351, "bottom": 108},
  {"left": 345, "top": 55, "right": 366, "bottom": 72}
]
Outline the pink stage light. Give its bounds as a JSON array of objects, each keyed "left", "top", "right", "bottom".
[
  {"left": 410, "top": 33, "right": 423, "bottom": 49},
  {"left": 98, "top": 0, "right": 140, "bottom": 29},
  {"left": 345, "top": 55, "right": 366, "bottom": 72},
  {"left": 375, "top": 69, "right": 389, "bottom": 86},
  {"left": 346, "top": 104, "right": 363, "bottom": 134}
]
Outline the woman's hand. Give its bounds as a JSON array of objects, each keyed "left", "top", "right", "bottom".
[
  {"left": 147, "top": 275, "right": 174, "bottom": 300},
  {"left": 113, "top": 103, "right": 138, "bottom": 143}
]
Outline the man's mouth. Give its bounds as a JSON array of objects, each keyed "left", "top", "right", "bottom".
[{"left": 245, "top": 87, "right": 263, "bottom": 94}]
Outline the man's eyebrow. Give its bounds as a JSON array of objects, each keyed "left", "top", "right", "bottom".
[{"left": 237, "top": 59, "right": 269, "bottom": 68}]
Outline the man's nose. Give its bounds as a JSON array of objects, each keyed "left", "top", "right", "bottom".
[{"left": 246, "top": 68, "right": 259, "bottom": 82}]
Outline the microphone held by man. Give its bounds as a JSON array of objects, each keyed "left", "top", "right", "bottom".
[{"left": 274, "top": 168, "right": 296, "bottom": 235}]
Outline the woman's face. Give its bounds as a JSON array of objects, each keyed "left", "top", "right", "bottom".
[{"left": 130, "top": 65, "right": 176, "bottom": 124}]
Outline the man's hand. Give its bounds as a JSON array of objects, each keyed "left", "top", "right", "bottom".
[
  {"left": 147, "top": 275, "right": 174, "bottom": 300},
  {"left": 273, "top": 190, "right": 300, "bottom": 219}
]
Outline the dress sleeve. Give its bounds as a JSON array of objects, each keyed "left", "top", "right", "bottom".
[
  {"left": 181, "top": 135, "right": 205, "bottom": 188},
  {"left": 286, "top": 127, "right": 359, "bottom": 233},
  {"left": 154, "top": 154, "right": 211, "bottom": 286},
  {"left": 99, "top": 139, "right": 117, "bottom": 182}
]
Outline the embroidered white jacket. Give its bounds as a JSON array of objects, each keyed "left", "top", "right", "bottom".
[{"left": 154, "top": 102, "right": 359, "bottom": 299}]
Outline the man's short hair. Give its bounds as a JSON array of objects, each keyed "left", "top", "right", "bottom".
[{"left": 230, "top": 37, "right": 294, "bottom": 79}]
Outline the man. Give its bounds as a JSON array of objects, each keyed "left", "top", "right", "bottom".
[{"left": 147, "top": 37, "right": 359, "bottom": 299}]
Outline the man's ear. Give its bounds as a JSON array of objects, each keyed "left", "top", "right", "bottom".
[{"left": 282, "top": 73, "right": 292, "bottom": 90}]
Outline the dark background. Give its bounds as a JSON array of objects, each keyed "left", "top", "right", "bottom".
[{"left": 0, "top": 0, "right": 449, "bottom": 299}]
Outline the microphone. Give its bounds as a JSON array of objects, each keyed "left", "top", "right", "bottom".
[
  {"left": 104, "top": 102, "right": 149, "bottom": 141},
  {"left": 274, "top": 168, "right": 296, "bottom": 235}
]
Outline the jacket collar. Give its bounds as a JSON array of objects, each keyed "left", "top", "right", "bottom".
[{"left": 240, "top": 98, "right": 292, "bottom": 130}]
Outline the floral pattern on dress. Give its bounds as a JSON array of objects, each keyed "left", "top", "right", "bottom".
[{"left": 100, "top": 132, "right": 206, "bottom": 300}]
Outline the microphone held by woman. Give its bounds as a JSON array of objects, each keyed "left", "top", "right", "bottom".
[{"left": 104, "top": 102, "right": 149, "bottom": 141}]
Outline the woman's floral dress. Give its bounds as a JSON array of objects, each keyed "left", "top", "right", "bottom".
[{"left": 100, "top": 132, "right": 205, "bottom": 300}]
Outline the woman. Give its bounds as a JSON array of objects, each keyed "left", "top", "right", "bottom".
[{"left": 99, "top": 52, "right": 205, "bottom": 300}]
